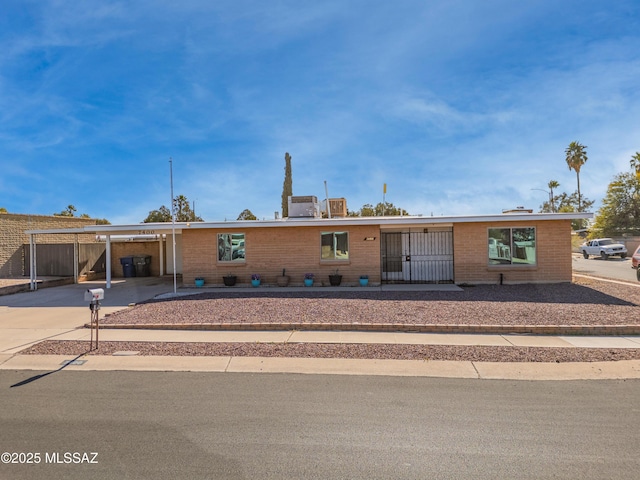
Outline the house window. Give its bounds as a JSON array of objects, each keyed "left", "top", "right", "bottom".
[
  {"left": 488, "top": 227, "right": 536, "bottom": 265},
  {"left": 321, "top": 232, "right": 349, "bottom": 260},
  {"left": 218, "top": 233, "right": 245, "bottom": 262}
]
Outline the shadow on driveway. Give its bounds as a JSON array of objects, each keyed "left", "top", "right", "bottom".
[{"left": 0, "top": 277, "right": 176, "bottom": 308}]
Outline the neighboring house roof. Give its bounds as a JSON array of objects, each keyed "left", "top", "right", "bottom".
[{"left": 25, "top": 212, "right": 593, "bottom": 236}]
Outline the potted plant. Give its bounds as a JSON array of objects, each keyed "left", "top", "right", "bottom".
[
  {"left": 328, "top": 269, "right": 342, "bottom": 286},
  {"left": 223, "top": 273, "right": 237, "bottom": 287},
  {"left": 195, "top": 277, "right": 205, "bottom": 287},
  {"left": 304, "top": 273, "right": 314, "bottom": 287},
  {"left": 276, "top": 268, "right": 290, "bottom": 287},
  {"left": 251, "top": 273, "right": 261, "bottom": 287},
  {"left": 359, "top": 275, "right": 369, "bottom": 287}
]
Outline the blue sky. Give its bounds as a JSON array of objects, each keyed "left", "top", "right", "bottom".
[{"left": 1, "top": 0, "right": 639, "bottom": 224}]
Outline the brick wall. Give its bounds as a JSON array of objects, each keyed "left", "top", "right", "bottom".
[
  {"left": 111, "top": 241, "right": 163, "bottom": 277},
  {"left": 182, "top": 225, "right": 380, "bottom": 286},
  {"left": 453, "top": 220, "right": 572, "bottom": 284},
  {"left": 0, "top": 213, "right": 98, "bottom": 277}
]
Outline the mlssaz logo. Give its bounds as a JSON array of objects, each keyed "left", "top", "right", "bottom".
[{"left": 45, "top": 452, "right": 99, "bottom": 464}]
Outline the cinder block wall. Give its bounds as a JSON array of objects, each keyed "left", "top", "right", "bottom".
[
  {"left": 453, "top": 220, "right": 572, "bottom": 284},
  {"left": 182, "top": 225, "right": 381, "bottom": 286},
  {"left": 0, "top": 213, "right": 98, "bottom": 277},
  {"left": 111, "top": 241, "right": 162, "bottom": 277},
  {"left": 613, "top": 236, "right": 640, "bottom": 257}
]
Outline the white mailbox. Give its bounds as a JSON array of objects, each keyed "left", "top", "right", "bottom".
[{"left": 84, "top": 288, "right": 104, "bottom": 302}]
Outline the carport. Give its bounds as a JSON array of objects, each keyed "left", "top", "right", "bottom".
[{"left": 25, "top": 223, "right": 184, "bottom": 291}]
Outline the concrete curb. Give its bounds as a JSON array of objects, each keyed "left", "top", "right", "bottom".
[
  {"left": 2, "top": 354, "right": 640, "bottom": 380},
  {"left": 89, "top": 322, "right": 640, "bottom": 336}
]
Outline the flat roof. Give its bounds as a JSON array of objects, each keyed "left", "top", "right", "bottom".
[{"left": 25, "top": 212, "right": 593, "bottom": 235}]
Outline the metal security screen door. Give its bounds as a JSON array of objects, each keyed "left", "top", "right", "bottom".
[{"left": 381, "top": 230, "right": 453, "bottom": 283}]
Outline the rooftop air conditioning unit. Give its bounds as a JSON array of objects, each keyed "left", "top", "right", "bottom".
[
  {"left": 327, "top": 198, "right": 347, "bottom": 217},
  {"left": 288, "top": 196, "right": 321, "bottom": 218}
]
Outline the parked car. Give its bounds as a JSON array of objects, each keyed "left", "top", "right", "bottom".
[
  {"left": 580, "top": 238, "right": 627, "bottom": 260},
  {"left": 632, "top": 245, "right": 640, "bottom": 281}
]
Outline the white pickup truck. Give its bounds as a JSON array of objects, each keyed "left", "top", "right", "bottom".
[{"left": 581, "top": 238, "right": 627, "bottom": 260}]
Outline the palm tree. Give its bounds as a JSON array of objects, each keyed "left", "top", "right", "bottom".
[
  {"left": 630, "top": 152, "right": 640, "bottom": 179},
  {"left": 565, "top": 141, "right": 588, "bottom": 210},
  {"left": 547, "top": 180, "right": 560, "bottom": 212}
]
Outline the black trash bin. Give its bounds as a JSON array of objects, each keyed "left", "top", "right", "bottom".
[
  {"left": 133, "top": 255, "right": 152, "bottom": 277},
  {"left": 120, "top": 256, "right": 136, "bottom": 278}
]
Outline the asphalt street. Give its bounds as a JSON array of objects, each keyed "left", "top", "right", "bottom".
[
  {"left": 1, "top": 370, "right": 639, "bottom": 480},
  {"left": 572, "top": 253, "right": 638, "bottom": 283}
]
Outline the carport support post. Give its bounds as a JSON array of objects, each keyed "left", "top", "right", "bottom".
[
  {"left": 105, "top": 234, "right": 112, "bottom": 289},
  {"left": 73, "top": 234, "right": 79, "bottom": 284},
  {"left": 159, "top": 235, "right": 164, "bottom": 276},
  {"left": 29, "top": 234, "right": 37, "bottom": 291}
]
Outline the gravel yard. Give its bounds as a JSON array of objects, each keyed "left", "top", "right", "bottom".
[
  {"left": 21, "top": 277, "right": 640, "bottom": 362},
  {"left": 101, "top": 277, "right": 640, "bottom": 327}
]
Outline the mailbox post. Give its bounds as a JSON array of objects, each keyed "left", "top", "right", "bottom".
[{"left": 85, "top": 288, "right": 104, "bottom": 350}]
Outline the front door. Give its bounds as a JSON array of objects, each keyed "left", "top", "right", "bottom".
[{"left": 381, "top": 229, "right": 453, "bottom": 283}]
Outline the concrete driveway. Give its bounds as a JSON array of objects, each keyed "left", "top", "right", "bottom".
[
  {"left": 0, "top": 277, "right": 175, "bottom": 308},
  {"left": 0, "top": 277, "right": 175, "bottom": 354}
]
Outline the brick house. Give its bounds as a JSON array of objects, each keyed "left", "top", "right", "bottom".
[
  {"left": 25, "top": 209, "right": 592, "bottom": 288},
  {"left": 177, "top": 213, "right": 589, "bottom": 286}
]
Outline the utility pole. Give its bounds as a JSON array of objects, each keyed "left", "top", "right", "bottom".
[
  {"left": 169, "top": 158, "right": 177, "bottom": 294},
  {"left": 382, "top": 183, "right": 387, "bottom": 216}
]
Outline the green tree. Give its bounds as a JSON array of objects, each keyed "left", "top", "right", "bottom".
[
  {"left": 143, "top": 195, "right": 203, "bottom": 223},
  {"left": 0, "top": 207, "right": 7, "bottom": 213},
  {"left": 565, "top": 141, "right": 588, "bottom": 209},
  {"left": 281, "top": 152, "right": 293, "bottom": 218},
  {"left": 555, "top": 191, "right": 594, "bottom": 212},
  {"left": 630, "top": 151, "right": 640, "bottom": 179},
  {"left": 348, "top": 203, "right": 375, "bottom": 216},
  {"left": 237, "top": 209, "right": 257, "bottom": 220},
  {"left": 173, "top": 195, "right": 201, "bottom": 221},
  {"left": 53, "top": 204, "right": 107, "bottom": 222},
  {"left": 540, "top": 191, "right": 593, "bottom": 230},
  {"left": 349, "top": 202, "right": 409, "bottom": 216},
  {"left": 54, "top": 205, "right": 77, "bottom": 217},
  {"left": 591, "top": 172, "right": 640, "bottom": 236},
  {"left": 375, "top": 202, "right": 409, "bottom": 216},
  {"left": 144, "top": 205, "right": 172, "bottom": 222}
]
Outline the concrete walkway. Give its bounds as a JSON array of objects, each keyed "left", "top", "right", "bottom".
[{"left": 1, "top": 276, "right": 639, "bottom": 380}]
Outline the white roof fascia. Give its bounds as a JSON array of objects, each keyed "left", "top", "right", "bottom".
[
  {"left": 181, "top": 212, "right": 593, "bottom": 229},
  {"left": 25, "top": 224, "right": 183, "bottom": 236},
  {"left": 88, "top": 224, "right": 183, "bottom": 235},
  {"left": 25, "top": 212, "right": 593, "bottom": 235},
  {"left": 25, "top": 227, "right": 87, "bottom": 235}
]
